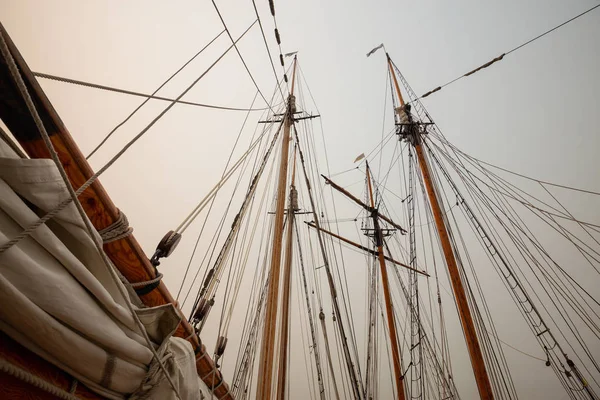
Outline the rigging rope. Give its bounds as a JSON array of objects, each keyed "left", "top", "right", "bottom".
[
  {"left": 425, "top": 135, "right": 600, "bottom": 396},
  {"left": 292, "top": 123, "right": 365, "bottom": 399},
  {"left": 86, "top": 28, "right": 227, "bottom": 159},
  {"left": 0, "top": 30, "right": 183, "bottom": 399},
  {"left": 419, "top": 3, "right": 600, "bottom": 100},
  {"left": 250, "top": 0, "right": 286, "bottom": 102},
  {"left": 33, "top": 71, "right": 275, "bottom": 113},
  {"left": 0, "top": 19, "right": 259, "bottom": 256},
  {"left": 211, "top": 0, "right": 275, "bottom": 112}
]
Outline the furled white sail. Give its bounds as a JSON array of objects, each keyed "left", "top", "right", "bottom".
[{"left": 0, "top": 138, "right": 200, "bottom": 399}]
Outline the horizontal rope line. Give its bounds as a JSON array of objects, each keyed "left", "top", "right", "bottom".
[{"left": 33, "top": 72, "right": 272, "bottom": 112}]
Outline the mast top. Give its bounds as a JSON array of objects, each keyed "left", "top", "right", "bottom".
[
  {"left": 386, "top": 53, "right": 406, "bottom": 107},
  {"left": 289, "top": 55, "right": 298, "bottom": 98}
]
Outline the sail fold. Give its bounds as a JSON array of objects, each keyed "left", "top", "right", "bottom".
[{"left": 0, "top": 139, "right": 200, "bottom": 399}]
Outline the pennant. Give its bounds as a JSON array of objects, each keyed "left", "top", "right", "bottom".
[
  {"left": 353, "top": 153, "right": 365, "bottom": 163},
  {"left": 366, "top": 44, "right": 384, "bottom": 57},
  {"left": 285, "top": 51, "right": 298, "bottom": 57}
]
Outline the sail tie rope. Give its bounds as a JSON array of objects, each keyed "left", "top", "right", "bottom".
[
  {"left": 0, "top": 358, "right": 80, "bottom": 400},
  {"left": 0, "top": 28, "right": 183, "bottom": 400},
  {"left": 98, "top": 209, "right": 133, "bottom": 243},
  {"left": 129, "top": 272, "right": 164, "bottom": 296}
]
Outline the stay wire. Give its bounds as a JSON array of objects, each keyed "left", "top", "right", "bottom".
[
  {"left": 295, "top": 68, "right": 367, "bottom": 394},
  {"left": 176, "top": 90, "right": 259, "bottom": 300},
  {"left": 250, "top": 0, "right": 286, "bottom": 101},
  {"left": 296, "top": 83, "right": 363, "bottom": 369},
  {"left": 418, "top": 4, "right": 600, "bottom": 100},
  {"left": 429, "top": 137, "right": 600, "bottom": 385},
  {"left": 427, "top": 133, "right": 600, "bottom": 266},
  {"left": 211, "top": 0, "right": 275, "bottom": 112},
  {"left": 0, "top": 19, "right": 259, "bottom": 257},
  {"left": 51, "top": 29, "right": 230, "bottom": 160},
  {"left": 430, "top": 137, "right": 600, "bottom": 309},
  {"left": 0, "top": 29, "right": 184, "bottom": 399},
  {"left": 33, "top": 71, "right": 274, "bottom": 114}
]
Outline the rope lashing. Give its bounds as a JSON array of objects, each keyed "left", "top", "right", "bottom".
[
  {"left": 421, "top": 54, "right": 504, "bottom": 99},
  {"left": 463, "top": 54, "right": 505, "bottom": 77},
  {"left": 98, "top": 209, "right": 133, "bottom": 243},
  {"left": 131, "top": 272, "right": 164, "bottom": 296}
]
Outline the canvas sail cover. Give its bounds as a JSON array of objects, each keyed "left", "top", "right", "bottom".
[{"left": 0, "top": 138, "right": 201, "bottom": 399}]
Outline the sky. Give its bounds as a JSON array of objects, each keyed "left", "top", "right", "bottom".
[{"left": 2, "top": 0, "right": 600, "bottom": 399}]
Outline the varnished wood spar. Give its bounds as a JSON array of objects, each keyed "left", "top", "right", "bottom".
[
  {"left": 414, "top": 143, "right": 494, "bottom": 399},
  {"left": 0, "top": 24, "right": 232, "bottom": 400},
  {"left": 256, "top": 56, "right": 298, "bottom": 400},
  {"left": 304, "top": 222, "right": 429, "bottom": 276},
  {"left": 365, "top": 163, "right": 406, "bottom": 400},
  {"left": 322, "top": 174, "right": 406, "bottom": 234},
  {"left": 275, "top": 150, "right": 297, "bottom": 400},
  {"left": 0, "top": 331, "right": 99, "bottom": 399},
  {"left": 385, "top": 52, "right": 494, "bottom": 399}
]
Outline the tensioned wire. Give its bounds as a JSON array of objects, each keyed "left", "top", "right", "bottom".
[
  {"left": 211, "top": 0, "right": 276, "bottom": 113},
  {"left": 174, "top": 65, "right": 292, "bottom": 236},
  {"left": 426, "top": 135, "right": 600, "bottom": 390},
  {"left": 0, "top": 19, "right": 260, "bottom": 255},
  {"left": 380, "top": 51, "right": 600, "bottom": 398},
  {"left": 295, "top": 67, "right": 367, "bottom": 387},
  {"left": 0, "top": 28, "right": 184, "bottom": 399},
  {"left": 416, "top": 3, "right": 600, "bottom": 101},
  {"left": 175, "top": 90, "right": 261, "bottom": 301},
  {"left": 73, "top": 28, "right": 226, "bottom": 159}
]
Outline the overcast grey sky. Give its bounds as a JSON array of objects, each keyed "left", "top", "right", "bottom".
[{"left": 3, "top": 1, "right": 600, "bottom": 399}]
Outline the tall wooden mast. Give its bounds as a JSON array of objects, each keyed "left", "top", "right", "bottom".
[
  {"left": 386, "top": 53, "right": 494, "bottom": 399},
  {"left": 276, "top": 148, "right": 297, "bottom": 400},
  {"left": 365, "top": 162, "right": 406, "bottom": 400},
  {"left": 256, "top": 56, "right": 298, "bottom": 400}
]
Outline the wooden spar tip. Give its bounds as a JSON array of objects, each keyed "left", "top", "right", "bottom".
[
  {"left": 321, "top": 173, "right": 407, "bottom": 234},
  {"left": 386, "top": 54, "right": 406, "bottom": 107},
  {"left": 304, "top": 221, "right": 429, "bottom": 277}
]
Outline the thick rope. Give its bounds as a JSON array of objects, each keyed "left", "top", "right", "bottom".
[
  {"left": 0, "top": 358, "right": 80, "bottom": 400},
  {"left": 0, "top": 29, "right": 183, "bottom": 400},
  {"left": 0, "top": 19, "right": 258, "bottom": 257},
  {"left": 129, "top": 273, "right": 164, "bottom": 289},
  {"left": 98, "top": 209, "right": 133, "bottom": 243},
  {"left": 175, "top": 126, "right": 270, "bottom": 234}
]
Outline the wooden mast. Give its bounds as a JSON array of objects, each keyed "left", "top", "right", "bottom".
[
  {"left": 256, "top": 56, "right": 298, "bottom": 400},
  {"left": 387, "top": 53, "right": 494, "bottom": 399},
  {"left": 276, "top": 148, "right": 297, "bottom": 400},
  {"left": 365, "top": 162, "right": 406, "bottom": 400}
]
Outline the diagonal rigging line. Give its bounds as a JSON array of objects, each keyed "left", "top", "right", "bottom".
[
  {"left": 429, "top": 130, "right": 600, "bottom": 196},
  {"left": 0, "top": 27, "right": 184, "bottom": 399},
  {"left": 250, "top": 0, "right": 286, "bottom": 101},
  {"left": 33, "top": 71, "right": 273, "bottom": 113},
  {"left": 0, "top": 19, "right": 259, "bottom": 255},
  {"left": 419, "top": 3, "right": 600, "bottom": 99},
  {"left": 84, "top": 28, "right": 226, "bottom": 159},
  {"left": 32, "top": 29, "right": 274, "bottom": 160},
  {"left": 212, "top": 0, "right": 276, "bottom": 112}
]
